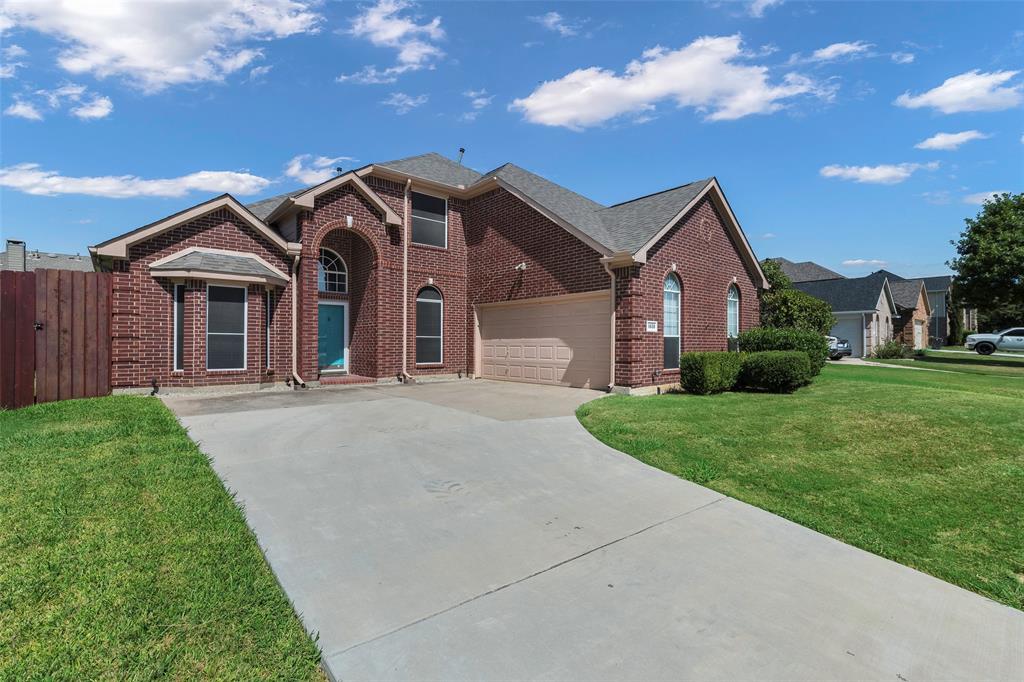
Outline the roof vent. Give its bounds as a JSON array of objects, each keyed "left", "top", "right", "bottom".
[{"left": 456, "top": 147, "right": 465, "bottom": 165}]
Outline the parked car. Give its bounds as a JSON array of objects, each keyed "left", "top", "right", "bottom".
[
  {"left": 965, "top": 328, "right": 1024, "bottom": 355},
  {"left": 827, "top": 336, "right": 853, "bottom": 360}
]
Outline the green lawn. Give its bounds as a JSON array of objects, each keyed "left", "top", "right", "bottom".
[
  {"left": 866, "top": 349, "right": 1024, "bottom": 377},
  {"left": 0, "top": 397, "right": 323, "bottom": 680},
  {"left": 578, "top": 365, "right": 1024, "bottom": 610}
]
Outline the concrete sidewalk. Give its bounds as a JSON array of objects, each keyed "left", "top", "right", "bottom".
[{"left": 167, "top": 380, "right": 1024, "bottom": 681}]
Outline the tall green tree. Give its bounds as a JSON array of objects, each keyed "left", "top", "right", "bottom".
[
  {"left": 949, "top": 192, "right": 1024, "bottom": 330},
  {"left": 758, "top": 259, "right": 836, "bottom": 335}
]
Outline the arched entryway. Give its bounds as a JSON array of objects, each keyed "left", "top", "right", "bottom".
[{"left": 313, "top": 228, "right": 378, "bottom": 378}]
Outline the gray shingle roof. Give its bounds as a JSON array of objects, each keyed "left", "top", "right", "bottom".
[
  {"left": 377, "top": 152, "right": 483, "bottom": 188},
  {"left": 245, "top": 190, "right": 303, "bottom": 220},
  {"left": 770, "top": 257, "right": 844, "bottom": 283},
  {"left": 793, "top": 272, "right": 889, "bottom": 312},
  {"left": 598, "top": 179, "right": 713, "bottom": 253},
  {"left": 921, "top": 275, "right": 952, "bottom": 291},
  {"left": 151, "top": 251, "right": 283, "bottom": 280},
  {"left": 889, "top": 280, "right": 925, "bottom": 311},
  {"left": 249, "top": 152, "right": 741, "bottom": 259},
  {"left": 1, "top": 248, "right": 94, "bottom": 272}
]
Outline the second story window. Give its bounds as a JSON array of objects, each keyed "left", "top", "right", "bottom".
[{"left": 411, "top": 191, "right": 447, "bottom": 248}]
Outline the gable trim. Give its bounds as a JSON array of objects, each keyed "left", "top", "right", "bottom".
[
  {"left": 91, "top": 194, "right": 301, "bottom": 259},
  {"left": 149, "top": 246, "right": 290, "bottom": 281},
  {"left": 271, "top": 172, "right": 401, "bottom": 225},
  {"left": 632, "top": 179, "right": 770, "bottom": 289}
]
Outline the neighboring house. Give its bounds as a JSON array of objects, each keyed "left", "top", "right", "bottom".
[
  {"left": 90, "top": 152, "right": 767, "bottom": 393},
  {"left": 792, "top": 272, "right": 896, "bottom": 357},
  {"left": 886, "top": 277, "right": 932, "bottom": 350},
  {"left": 920, "top": 275, "right": 977, "bottom": 342},
  {"left": 770, "top": 257, "right": 844, "bottom": 283},
  {"left": 1, "top": 239, "right": 95, "bottom": 272}
]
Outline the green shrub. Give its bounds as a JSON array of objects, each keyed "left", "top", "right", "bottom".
[
  {"left": 678, "top": 351, "right": 742, "bottom": 395},
  {"left": 736, "top": 327, "right": 829, "bottom": 375},
  {"left": 738, "top": 351, "right": 813, "bottom": 393},
  {"left": 872, "top": 340, "right": 910, "bottom": 359},
  {"left": 759, "top": 288, "right": 836, "bottom": 336}
]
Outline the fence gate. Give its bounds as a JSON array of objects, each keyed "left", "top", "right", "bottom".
[{"left": 0, "top": 269, "right": 112, "bottom": 409}]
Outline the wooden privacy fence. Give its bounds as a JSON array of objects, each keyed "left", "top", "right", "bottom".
[{"left": 0, "top": 269, "right": 112, "bottom": 409}]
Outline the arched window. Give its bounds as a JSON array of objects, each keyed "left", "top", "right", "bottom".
[
  {"left": 664, "top": 274, "right": 681, "bottom": 369},
  {"left": 727, "top": 285, "right": 740, "bottom": 339},
  {"left": 317, "top": 248, "right": 347, "bottom": 293},
  {"left": 416, "top": 286, "right": 443, "bottom": 364}
]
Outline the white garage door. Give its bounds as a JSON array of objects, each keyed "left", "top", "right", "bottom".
[
  {"left": 477, "top": 293, "right": 611, "bottom": 389},
  {"left": 832, "top": 315, "right": 864, "bottom": 358}
]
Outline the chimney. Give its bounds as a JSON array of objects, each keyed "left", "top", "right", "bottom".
[{"left": 4, "top": 240, "right": 26, "bottom": 271}]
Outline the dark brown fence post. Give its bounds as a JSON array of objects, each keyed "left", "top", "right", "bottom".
[{"left": 0, "top": 271, "right": 37, "bottom": 409}]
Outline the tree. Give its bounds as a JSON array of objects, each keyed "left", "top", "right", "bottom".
[
  {"left": 760, "top": 258, "right": 792, "bottom": 290},
  {"left": 757, "top": 259, "right": 836, "bottom": 335},
  {"left": 949, "top": 192, "right": 1024, "bottom": 330}
]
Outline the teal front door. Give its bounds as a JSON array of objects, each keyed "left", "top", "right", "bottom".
[{"left": 318, "top": 303, "right": 346, "bottom": 369}]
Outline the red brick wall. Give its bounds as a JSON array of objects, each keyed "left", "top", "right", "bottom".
[
  {"left": 894, "top": 289, "right": 930, "bottom": 347},
  {"left": 112, "top": 208, "right": 292, "bottom": 388},
  {"left": 612, "top": 196, "right": 761, "bottom": 388}
]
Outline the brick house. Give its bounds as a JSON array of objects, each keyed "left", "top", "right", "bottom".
[
  {"left": 885, "top": 276, "right": 932, "bottom": 350},
  {"left": 90, "top": 153, "right": 768, "bottom": 394}
]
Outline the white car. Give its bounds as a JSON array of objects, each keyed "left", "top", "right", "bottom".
[{"left": 965, "top": 327, "right": 1024, "bottom": 355}]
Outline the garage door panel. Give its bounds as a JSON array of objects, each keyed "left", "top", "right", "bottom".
[{"left": 478, "top": 295, "right": 610, "bottom": 389}]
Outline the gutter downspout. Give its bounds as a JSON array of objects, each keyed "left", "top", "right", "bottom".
[
  {"left": 401, "top": 179, "right": 414, "bottom": 383},
  {"left": 291, "top": 253, "right": 306, "bottom": 388},
  {"left": 601, "top": 259, "right": 617, "bottom": 392},
  {"left": 862, "top": 312, "right": 868, "bottom": 359}
]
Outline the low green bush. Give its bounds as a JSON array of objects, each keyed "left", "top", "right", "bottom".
[
  {"left": 736, "top": 327, "right": 829, "bottom": 375},
  {"left": 872, "top": 340, "right": 910, "bottom": 359},
  {"left": 678, "top": 351, "right": 742, "bottom": 395},
  {"left": 738, "top": 351, "right": 813, "bottom": 393}
]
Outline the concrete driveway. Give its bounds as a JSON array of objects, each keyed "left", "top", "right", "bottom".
[{"left": 167, "top": 380, "right": 1023, "bottom": 681}]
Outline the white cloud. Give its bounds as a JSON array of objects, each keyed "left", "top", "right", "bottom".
[
  {"left": 810, "top": 41, "right": 872, "bottom": 62},
  {"left": 1, "top": 43, "right": 27, "bottom": 78},
  {"left": 4, "top": 99, "right": 42, "bottom": 120},
  {"left": 283, "top": 154, "right": 356, "bottom": 185},
  {"left": 963, "top": 190, "right": 1008, "bottom": 205},
  {"left": 891, "top": 51, "right": 914, "bottom": 64},
  {"left": 0, "top": 163, "right": 271, "bottom": 198},
  {"left": 460, "top": 88, "right": 494, "bottom": 120},
  {"left": 895, "top": 69, "right": 1023, "bottom": 113},
  {"left": 747, "top": 0, "right": 783, "bottom": 18},
  {"left": 842, "top": 259, "right": 887, "bottom": 267},
  {"left": 921, "top": 190, "right": 951, "bottom": 205},
  {"left": 339, "top": 0, "right": 443, "bottom": 83},
  {"left": 1, "top": 0, "right": 320, "bottom": 92},
  {"left": 70, "top": 95, "right": 113, "bottom": 120},
  {"left": 820, "top": 162, "right": 939, "bottom": 185},
  {"left": 381, "top": 92, "right": 427, "bottom": 114},
  {"left": 248, "top": 65, "right": 273, "bottom": 82},
  {"left": 760, "top": 232, "right": 777, "bottom": 239},
  {"left": 914, "top": 130, "right": 990, "bottom": 151},
  {"left": 3, "top": 83, "right": 112, "bottom": 120},
  {"left": 529, "top": 11, "right": 583, "bottom": 37},
  {"left": 510, "top": 35, "right": 830, "bottom": 129}
]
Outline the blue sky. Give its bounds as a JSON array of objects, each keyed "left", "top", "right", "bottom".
[{"left": 1, "top": 0, "right": 1021, "bottom": 278}]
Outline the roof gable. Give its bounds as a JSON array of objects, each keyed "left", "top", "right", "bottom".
[
  {"left": 91, "top": 194, "right": 299, "bottom": 259},
  {"left": 268, "top": 172, "right": 401, "bottom": 225}
]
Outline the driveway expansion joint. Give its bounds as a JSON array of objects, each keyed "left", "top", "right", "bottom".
[{"left": 324, "top": 495, "right": 726, "bottom": 661}]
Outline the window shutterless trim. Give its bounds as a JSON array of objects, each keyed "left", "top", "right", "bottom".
[
  {"left": 415, "top": 287, "right": 443, "bottom": 365},
  {"left": 727, "top": 284, "right": 740, "bottom": 339},
  {"left": 173, "top": 284, "right": 184, "bottom": 371},
  {"left": 318, "top": 247, "right": 348, "bottom": 293},
  {"left": 206, "top": 283, "right": 247, "bottom": 371},
  {"left": 663, "top": 274, "right": 681, "bottom": 369},
  {"left": 410, "top": 191, "right": 448, "bottom": 249}
]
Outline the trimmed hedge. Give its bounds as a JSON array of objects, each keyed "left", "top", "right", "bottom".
[
  {"left": 736, "top": 327, "right": 829, "bottom": 375},
  {"left": 738, "top": 351, "right": 813, "bottom": 393},
  {"left": 679, "top": 351, "right": 742, "bottom": 395}
]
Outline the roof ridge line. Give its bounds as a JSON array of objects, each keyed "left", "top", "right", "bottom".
[{"left": 603, "top": 178, "right": 713, "bottom": 210}]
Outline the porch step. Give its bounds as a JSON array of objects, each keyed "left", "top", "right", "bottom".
[{"left": 319, "top": 374, "right": 376, "bottom": 386}]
